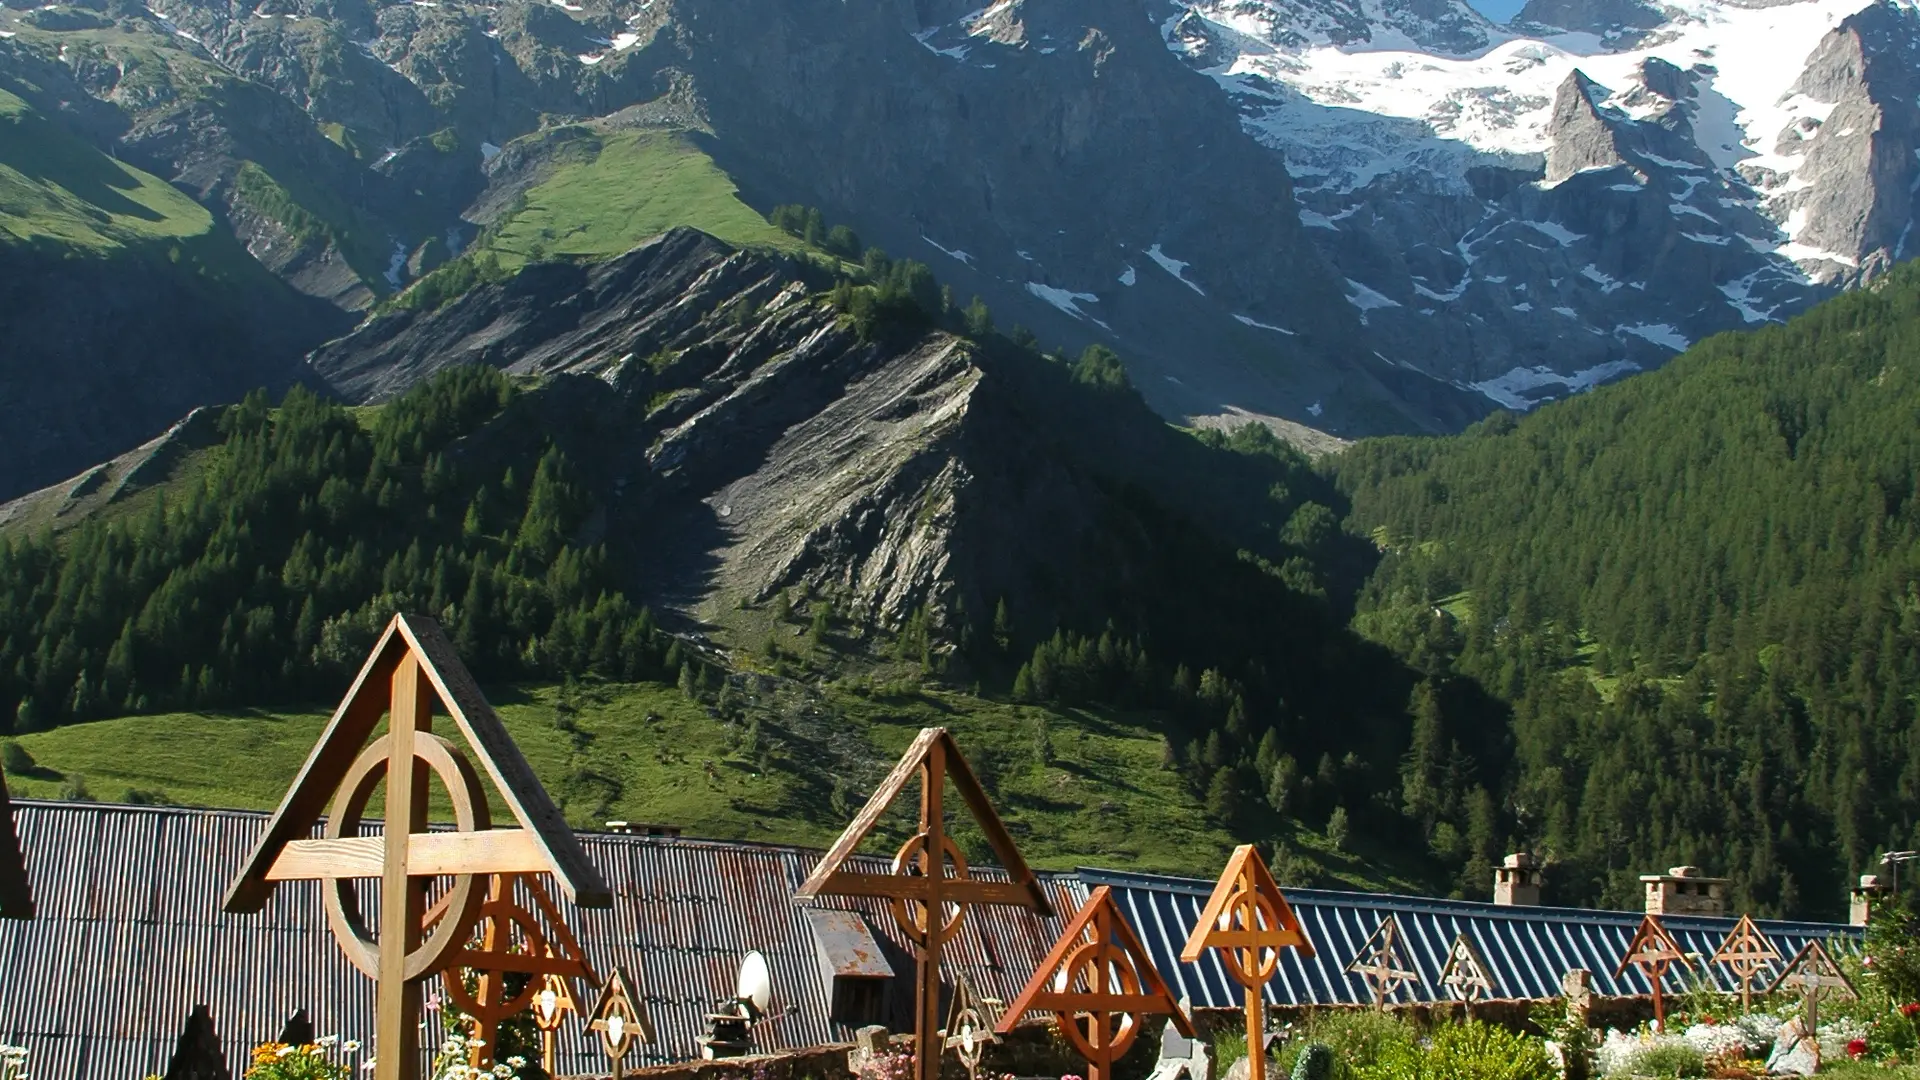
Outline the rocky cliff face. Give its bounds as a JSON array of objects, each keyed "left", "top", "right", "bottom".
[{"left": 1166, "top": 0, "right": 1920, "bottom": 408}]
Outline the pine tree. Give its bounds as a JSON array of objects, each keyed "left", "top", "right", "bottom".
[
  {"left": 1268, "top": 755, "right": 1298, "bottom": 815},
  {"left": 1326, "top": 806, "right": 1351, "bottom": 851},
  {"left": 1206, "top": 768, "right": 1242, "bottom": 823}
]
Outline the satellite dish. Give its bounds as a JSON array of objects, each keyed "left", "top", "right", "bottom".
[{"left": 738, "top": 950, "right": 773, "bottom": 1016}]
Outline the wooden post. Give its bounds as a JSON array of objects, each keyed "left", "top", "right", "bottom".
[
  {"left": 916, "top": 738, "right": 946, "bottom": 1080},
  {"left": 377, "top": 655, "right": 433, "bottom": 1080}
]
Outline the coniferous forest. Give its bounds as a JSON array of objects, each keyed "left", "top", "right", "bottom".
[
  {"left": 0, "top": 367, "right": 675, "bottom": 727},
  {"left": 8, "top": 249, "right": 1920, "bottom": 920},
  {"left": 1336, "top": 261, "right": 1920, "bottom": 917}
]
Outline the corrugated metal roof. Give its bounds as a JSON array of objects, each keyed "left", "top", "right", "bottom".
[
  {"left": 1081, "top": 867, "right": 1861, "bottom": 1007},
  {"left": 0, "top": 801, "right": 1084, "bottom": 1080},
  {"left": 1, "top": 800, "right": 1868, "bottom": 1080}
]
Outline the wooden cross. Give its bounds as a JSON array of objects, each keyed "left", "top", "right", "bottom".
[
  {"left": 441, "top": 873, "right": 597, "bottom": 1067},
  {"left": 1440, "top": 932, "right": 1496, "bottom": 1006},
  {"left": 1711, "top": 915, "right": 1781, "bottom": 1013},
  {"left": 0, "top": 759, "right": 31, "bottom": 920},
  {"left": 222, "top": 614, "right": 612, "bottom": 1080},
  {"left": 996, "top": 886, "right": 1193, "bottom": 1080},
  {"left": 588, "top": 967, "right": 655, "bottom": 1080},
  {"left": 942, "top": 971, "right": 1002, "bottom": 1080},
  {"left": 1769, "top": 939, "right": 1856, "bottom": 1037},
  {"left": 1614, "top": 915, "right": 1690, "bottom": 1030},
  {"left": 793, "top": 727, "right": 1052, "bottom": 1080},
  {"left": 1344, "top": 915, "right": 1420, "bottom": 1009},
  {"left": 1179, "top": 845, "right": 1313, "bottom": 1080}
]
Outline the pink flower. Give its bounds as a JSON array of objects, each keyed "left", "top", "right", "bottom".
[{"left": 1848, "top": 1038, "right": 1868, "bottom": 1059}]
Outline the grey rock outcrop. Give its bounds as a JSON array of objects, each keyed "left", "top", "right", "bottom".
[
  {"left": 1546, "top": 72, "right": 1635, "bottom": 184},
  {"left": 1756, "top": 1, "right": 1920, "bottom": 281},
  {"left": 308, "top": 227, "right": 1334, "bottom": 633}
]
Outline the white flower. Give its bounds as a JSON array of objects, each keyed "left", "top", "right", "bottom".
[
  {"left": 319, "top": 1036, "right": 340, "bottom": 1048},
  {"left": 342, "top": 1043, "right": 361, "bottom": 1054},
  {"left": 276, "top": 1047, "right": 298, "bottom": 1059},
  {"left": 362, "top": 1060, "right": 378, "bottom": 1072},
  {"left": 505, "top": 1058, "right": 525, "bottom": 1069}
]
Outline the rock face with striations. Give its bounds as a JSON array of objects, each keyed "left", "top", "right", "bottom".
[{"left": 308, "top": 228, "right": 1287, "bottom": 631}]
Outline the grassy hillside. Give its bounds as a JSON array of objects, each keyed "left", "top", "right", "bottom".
[
  {"left": 0, "top": 678, "right": 1413, "bottom": 887},
  {"left": 0, "top": 87, "right": 213, "bottom": 249},
  {"left": 483, "top": 129, "right": 798, "bottom": 267},
  {"left": 1332, "top": 260, "right": 1920, "bottom": 918}
]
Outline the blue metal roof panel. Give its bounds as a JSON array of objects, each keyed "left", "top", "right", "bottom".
[{"left": 1078, "top": 867, "right": 1860, "bottom": 1007}]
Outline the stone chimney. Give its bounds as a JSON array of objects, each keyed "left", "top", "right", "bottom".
[
  {"left": 1494, "top": 852, "right": 1545, "bottom": 906},
  {"left": 1852, "top": 873, "right": 1891, "bottom": 927},
  {"left": 1641, "top": 865, "right": 1729, "bottom": 917}
]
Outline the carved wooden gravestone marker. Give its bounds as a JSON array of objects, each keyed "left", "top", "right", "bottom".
[
  {"left": 1615, "top": 915, "right": 1690, "bottom": 1030},
  {"left": 1712, "top": 915, "right": 1781, "bottom": 1013},
  {"left": 0, "top": 759, "right": 31, "bottom": 920},
  {"left": 1344, "top": 915, "right": 1420, "bottom": 1009},
  {"left": 530, "top": 971, "right": 583, "bottom": 1075},
  {"left": 1440, "top": 932, "right": 1496, "bottom": 1005},
  {"left": 588, "top": 967, "right": 655, "bottom": 1080},
  {"left": 1769, "top": 939, "right": 1856, "bottom": 1039},
  {"left": 1180, "top": 845, "right": 1314, "bottom": 1080},
  {"left": 794, "top": 727, "right": 1053, "bottom": 1080},
  {"left": 942, "top": 971, "right": 1001, "bottom": 1080},
  {"left": 440, "top": 873, "right": 597, "bottom": 1066},
  {"left": 222, "top": 614, "right": 612, "bottom": 1080},
  {"left": 998, "top": 886, "right": 1193, "bottom": 1080}
]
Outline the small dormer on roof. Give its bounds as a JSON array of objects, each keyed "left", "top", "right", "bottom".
[{"left": 804, "top": 907, "right": 895, "bottom": 1027}]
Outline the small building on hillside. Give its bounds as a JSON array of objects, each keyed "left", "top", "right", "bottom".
[{"left": 0, "top": 801, "right": 1863, "bottom": 1080}]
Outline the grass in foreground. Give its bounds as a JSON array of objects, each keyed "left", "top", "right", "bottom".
[{"left": 1, "top": 677, "right": 1413, "bottom": 887}]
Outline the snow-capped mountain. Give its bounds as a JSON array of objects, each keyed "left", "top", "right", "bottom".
[{"left": 1165, "top": 0, "right": 1920, "bottom": 407}]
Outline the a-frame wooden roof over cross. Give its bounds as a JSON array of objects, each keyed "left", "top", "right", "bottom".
[
  {"left": 997, "top": 885, "right": 1192, "bottom": 1080},
  {"left": 794, "top": 726, "right": 1052, "bottom": 1080},
  {"left": 1712, "top": 914, "right": 1782, "bottom": 1011},
  {"left": 1344, "top": 914, "right": 1421, "bottom": 1008},
  {"left": 1440, "top": 932, "right": 1496, "bottom": 1002},
  {"left": 0, "top": 760, "right": 32, "bottom": 920},
  {"left": 221, "top": 613, "right": 611, "bottom": 1080},
  {"left": 1179, "top": 845, "right": 1312, "bottom": 1080},
  {"left": 1615, "top": 914, "right": 1690, "bottom": 1029}
]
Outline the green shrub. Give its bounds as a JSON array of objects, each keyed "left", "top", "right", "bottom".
[
  {"left": 1290, "top": 1043, "right": 1332, "bottom": 1080},
  {"left": 0, "top": 740, "right": 31, "bottom": 775},
  {"left": 1622, "top": 1040, "right": 1705, "bottom": 1078},
  {"left": 1276, "top": 1010, "right": 1418, "bottom": 1080},
  {"left": 1355, "top": 1020, "right": 1554, "bottom": 1080}
]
